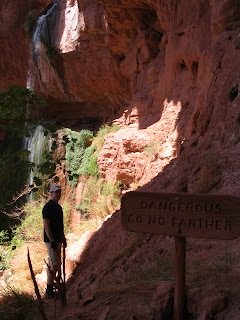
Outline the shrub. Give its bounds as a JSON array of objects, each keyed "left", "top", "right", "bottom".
[
  {"left": 23, "top": 10, "right": 40, "bottom": 38},
  {"left": 65, "top": 124, "right": 119, "bottom": 187},
  {"left": 87, "top": 152, "right": 99, "bottom": 176},
  {"left": 78, "top": 145, "right": 98, "bottom": 176},
  {"left": 65, "top": 129, "right": 93, "bottom": 186},
  {"left": 0, "top": 230, "right": 11, "bottom": 271},
  {"left": 145, "top": 141, "right": 160, "bottom": 156},
  {"left": 93, "top": 124, "right": 119, "bottom": 151},
  {"left": 0, "top": 86, "right": 48, "bottom": 212},
  {"left": 64, "top": 124, "right": 121, "bottom": 222},
  {"left": 62, "top": 202, "right": 71, "bottom": 234},
  {"left": 79, "top": 177, "right": 121, "bottom": 220},
  {"left": 12, "top": 202, "right": 43, "bottom": 244},
  {"left": 11, "top": 200, "right": 71, "bottom": 245}
]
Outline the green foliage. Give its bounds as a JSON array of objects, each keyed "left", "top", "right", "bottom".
[
  {"left": 65, "top": 129, "right": 93, "bottom": 186},
  {"left": 0, "top": 230, "right": 11, "bottom": 271},
  {"left": 0, "top": 200, "right": 71, "bottom": 275},
  {"left": 79, "top": 177, "right": 121, "bottom": 219},
  {"left": 64, "top": 124, "right": 121, "bottom": 221},
  {"left": 12, "top": 202, "right": 43, "bottom": 244},
  {"left": 93, "top": 124, "right": 119, "bottom": 150},
  {"left": 27, "top": 125, "right": 62, "bottom": 200},
  {"left": 65, "top": 124, "right": 119, "bottom": 187},
  {"left": 0, "top": 86, "right": 46, "bottom": 137},
  {"left": 0, "top": 134, "right": 29, "bottom": 207},
  {"left": 76, "top": 204, "right": 90, "bottom": 218},
  {"left": 23, "top": 10, "right": 39, "bottom": 38},
  {"left": 0, "top": 86, "right": 64, "bottom": 213},
  {"left": 0, "top": 86, "right": 47, "bottom": 211},
  {"left": 0, "top": 230, "right": 9, "bottom": 243},
  {"left": 88, "top": 123, "right": 119, "bottom": 176},
  {"left": 79, "top": 145, "right": 98, "bottom": 176},
  {"left": 145, "top": 141, "right": 160, "bottom": 156},
  {"left": 87, "top": 152, "right": 99, "bottom": 176},
  {"left": 11, "top": 201, "right": 71, "bottom": 245},
  {"left": 62, "top": 202, "right": 72, "bottom": 234}
]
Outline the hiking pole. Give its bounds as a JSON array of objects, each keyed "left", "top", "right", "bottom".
[
  {"left": 27, "top": 248, "right": 48, "bottom": 320},
  {"left": 45, "top": 259, "right": 65, "bottom": 307},
  {"left": 62, "top": 244, "right": 67, "bottom": 305}
]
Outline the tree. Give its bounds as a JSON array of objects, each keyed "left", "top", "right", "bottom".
[{"left": 0, "top": 85, "right": 58, "bottom": 215}]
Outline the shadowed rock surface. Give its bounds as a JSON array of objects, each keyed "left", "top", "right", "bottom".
[{"left": 0, "top": 0, "right": 240, "bottom": 318}]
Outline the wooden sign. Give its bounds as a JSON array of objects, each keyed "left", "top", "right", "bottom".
[
  {"left": 121, "top": 191, "right": 240, "bottom": 240},
  {"left": 121, "top": 191, "right": 240, "bottom": 320}
]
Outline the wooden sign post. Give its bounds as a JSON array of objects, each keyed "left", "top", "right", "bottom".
[
  {"left": 174, "top": 236, "right": 186, "bottom": 320},
  {"left": 121, "top": 191, "right": 240, "bottom": 319}
]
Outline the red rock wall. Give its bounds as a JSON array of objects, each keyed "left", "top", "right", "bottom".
[
  {"left": 0, "top": 0, "right": 240, "bottom": 193},
  {"left": 97, "top": 0, "right": 240, "bottom": 195},
  {"left": 0, "top": 0, "right": 50, "bottom": 87}
]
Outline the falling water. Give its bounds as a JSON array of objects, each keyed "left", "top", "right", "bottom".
[
  {"left": 32, "top": 1, "right": 57, "bottom": 62},
  {"left": 24, "top": 125, "right": 52, "bottom": 201},
  {"left": 26, "top": 69, "right": 33, "bottom": 90},
  {"left": 25, "top": 2, "right": 57, "bottom": 200},
  {"left": 26, "top": 0, "right": 57, "bottom": 87}
]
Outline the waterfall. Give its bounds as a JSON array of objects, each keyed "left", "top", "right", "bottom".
[
  {"left": 32, "top": 1, "right": 57, "bottom": 60},
  {"left": 24, "top": 125, "right": 52, "bottom": 201},
  {"left": 26, "top": 68, "right": 34, "bottom": 90},
  {"left": 29, "top": 1, "right": 57, "bottom": 85}
]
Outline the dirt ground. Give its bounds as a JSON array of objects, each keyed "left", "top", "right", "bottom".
[{"left": 36, "top": 210, "right": 240, "bottom": 320}]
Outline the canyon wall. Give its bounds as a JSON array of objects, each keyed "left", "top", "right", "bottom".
[
  {"left": 1, "top": 1, "right": 240, "bottom": 318},
  {"left": 0, "top": 0, "right": 240, "bottom": 193}
]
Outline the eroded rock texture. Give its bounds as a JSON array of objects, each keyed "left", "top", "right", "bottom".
[
  {"left": 1, "top": 1, "right": 240, "bottom": 319},
  {"left": 0, "top": 0, "right": 240, "bottom": 190}
]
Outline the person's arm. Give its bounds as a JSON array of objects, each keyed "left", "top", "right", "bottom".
[
  {"left": 61, "top": 208, "right": 67, "bottom": 248},
  {"left": 62, "top": 235, "right": 67, "bottom": 248},
  {"left": 62, "top": 227, "right": 67, "bottom": 248},
  {"left": 43, "top": 218, "right": 55, "bottom": 243}
]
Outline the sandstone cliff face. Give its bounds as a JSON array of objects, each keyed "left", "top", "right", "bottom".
[
  {"left": 0, "top": 0, "right": 131, "bottom": 124},
  {"left": 1, "top": 1, "right": 240, "bottom": 318},
  {"left": 1, "top": 0, "right": 239, "bottom": 193},
  {"left": 97, "top": 0, "right": 240, "bottom": 194}
]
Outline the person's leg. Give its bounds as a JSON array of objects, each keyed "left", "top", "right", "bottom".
[
  {"left": 56, "top": 244, "right": 62, "bottom": 283},
  {"left": 45, "top": 242, "right": 61, "bottom": 297}
]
